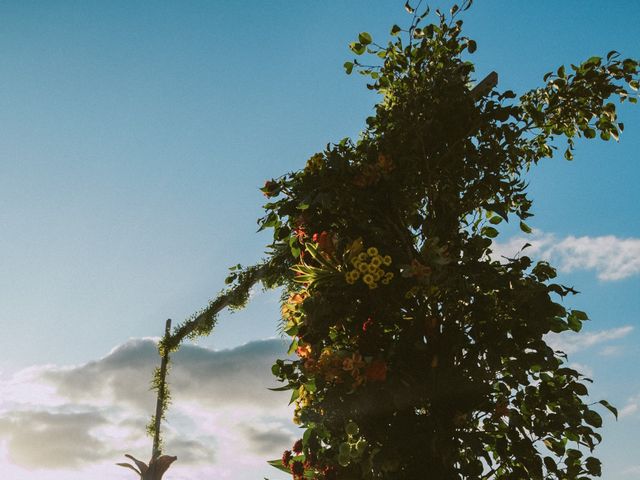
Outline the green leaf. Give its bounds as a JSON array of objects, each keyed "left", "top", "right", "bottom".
[
  {"left": 344, "top": 61, "right": 354, "bottom": 74},
  {"left": 611, "top": 129, "right": 619, "bottom": 141},
  {"left": 557, "top": 65, "right": 566, "bottom": 78},
  {"left": 564, "top": 148, "right": 573, "bottom": 160},
  {"left": 571, "top": 310, "right": 589, "bottom": 321},
  {"left": 584, "top": 128, "right": 596, "bottom": 139},
  {"left": 289, "top": 387, "right": 300, "bottom": 405},
  {"left": 267, "top": 459, "right": 291, "bottom": 474},
  {"left": 572, "top": 382, "right": 588, "bottom": 396},
  {"left": 358, "top": 32, "right": 372, "bottom": 45},
  {"left": 585, "top": 457, "right": 602, "bottom": 476},
  {"left": 567, "top": 314, "right": 583, "bottom": 332},
  {"left": 349, "top": 42, "right": 366, "bottom": 55},
  {"left": 481, "top": 226, "right": 499, "bottom": 238},
  {"left": 287, "top": 338, "right": 299, "bottom": 355},
  {"left": 598, "top": 400, "right": 618, "bottom": 420},
  {"left": 404, "top": 1, "right": 415, "bottom": 14},
  {"left": 489, "top": 215, "right": 503, "bottom": 225},
  {"left": 467, "top": 40, "right": 477, "bottom": 54},
  {"left": 268, "top": 455, "right": 306, "bottom": 474},
  {"left": 519, "top": 221, "right": 532, "bottom": 234},
  {"left": 268, "top": 384, "right": 292, "bottom": 392},
  {"left": 305, "top": 378, "right": 317, "bottom": 393},
  {"left": 585, "top": 410, "right": 603, "bottom": 428},
  {"left": 586, "top": 56, "right": 602, "bottom": 66},
  {"left": 390, "top": 24, "right": 401, "bottom": 36}
]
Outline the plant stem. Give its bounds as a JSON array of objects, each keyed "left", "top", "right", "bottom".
[{"left": 152, "top": 318, "right": 172, "bottom": 459}]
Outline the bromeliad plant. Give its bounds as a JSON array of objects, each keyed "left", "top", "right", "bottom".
[{"left": 138, "top": 2, "right": 638, "bottom": 479}]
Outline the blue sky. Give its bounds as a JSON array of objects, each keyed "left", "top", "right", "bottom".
[{"left": 0, "top": 1, "right": 638, "bottom": 479}]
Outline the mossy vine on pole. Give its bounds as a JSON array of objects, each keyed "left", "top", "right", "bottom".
[{"left": 137, "top": 2, "right": 638, "bottom": 479}]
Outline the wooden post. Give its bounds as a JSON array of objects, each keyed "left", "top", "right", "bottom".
[{"left": 152, "top": 318, "right": 172, "bottom": 460}]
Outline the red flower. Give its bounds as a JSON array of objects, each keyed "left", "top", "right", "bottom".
[
  {"left": 365, "top": 359, "right": 388, "bottom": 382},
  {"left": 323, "top": 465, "right": 337, "bottom": 480},
  {"left": 312, "top": 231, "right": 334, "bottom": 253},
  {"left": 292, "top": 439, "right": 303, "bottom": 454},
  {"left": 362, "top": 317, "right": 374, "bottom": 332},
  {"left": 290, "top": 460, "right": 305, "bottom": 477},
  {"left": 282, "top": 450, "right": 292, "bottom": 467}
]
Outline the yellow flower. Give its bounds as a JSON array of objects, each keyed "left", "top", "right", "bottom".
[
  {"left": 367, "top": 247, "right": 379, "bottom": 257},
  {"left": 368, "top": 282, "right": 378, "bottom": 289},
  {"left": 363, "top": 273, "right": 374, "bottom": 285},
  {"left": 346, "top": 276, "right": 355, "bottom": 285},
  {"left": 358, "top": 252, "right": 368, "bottom": 262},
  {"left": 370, "top": 256, "right": 382, "bottom": 268},
  {"left": 383, "top": 255, "right": 392, "bottom": 266},
  {"left": 384, "top": 272, "right": 394, "bottom": 281},
  {"left": 358, "top": 262, "right": 369, "bottom": 273},
  {"left": 367, "top": 263, "right": 378, "bottom": 273}
]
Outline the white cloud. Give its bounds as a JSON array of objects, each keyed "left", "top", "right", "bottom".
[
  {"left": 0, "top": 338, "right": 295, "bottom": 480},
  {"left": 545, "top": 326, "right": 634, "bottom": 355},
  {"left": 492, "top": 232, "right": 640, "bottom": 281},
  {"left": 622, "top": 465, "right": 640, "bottom": 476},
  {"left": 620, "top": 394, "right": 640, "bottom": 419}
]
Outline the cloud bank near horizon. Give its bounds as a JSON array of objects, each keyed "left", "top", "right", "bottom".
[{"left": 0, "top": 338, "right": 295, "bottom": 480}]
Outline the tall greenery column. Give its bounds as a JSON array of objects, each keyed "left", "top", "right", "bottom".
[{"left": 259, "top": 4, "right": 638, "bottom": 479}]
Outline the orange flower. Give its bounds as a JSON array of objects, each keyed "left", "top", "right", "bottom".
[
  {"left": 342, "top": 352, "right": 365, "bottom": 372},
  {"left": 289, "top": 292, "right": 307, "bottom": 304},
  {"left": 296, "top": 344, "right": 312, "bottom": 358},
  {"left": 365, "top": 359, "right": 387, "bottom": 382},
  {"left": 294, "top": 226, "right": 307, "bottom": 242}
]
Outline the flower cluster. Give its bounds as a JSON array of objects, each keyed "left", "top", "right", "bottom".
[
  {"left": 345, "top": 246, "right": 393, "bottom": 289},
  {"left": 299, "top": 346, "right": 387, "bottom": 392},
  {"left": 293, "top": 384, "right": 314, "bottom": 424}
]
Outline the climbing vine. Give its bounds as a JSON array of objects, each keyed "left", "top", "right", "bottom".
[{"left": 128, "top": 2, "right": 638, "bottom": 479}]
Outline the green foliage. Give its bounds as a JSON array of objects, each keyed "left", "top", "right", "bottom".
[
  {"left": 144, "top": 2, "right": 638, "bottom": 479},
  {"left": 256, "top": 3, "right": 637, "bottom": 479}
]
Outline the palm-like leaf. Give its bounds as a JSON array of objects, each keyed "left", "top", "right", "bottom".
[{"left": 117, "top": 454, "right": 177, "bottom": 479}]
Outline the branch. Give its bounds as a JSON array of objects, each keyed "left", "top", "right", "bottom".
[{"left": 165, "top": 262, "right": 272, "bottom": 350}]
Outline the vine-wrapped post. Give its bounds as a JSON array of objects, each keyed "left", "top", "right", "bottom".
[
  {"left": 118, "top": 319, "right": 177, "bottom": 480},
  {"left": 152, "top": 318, "right": 172, "bottom": 459}
]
